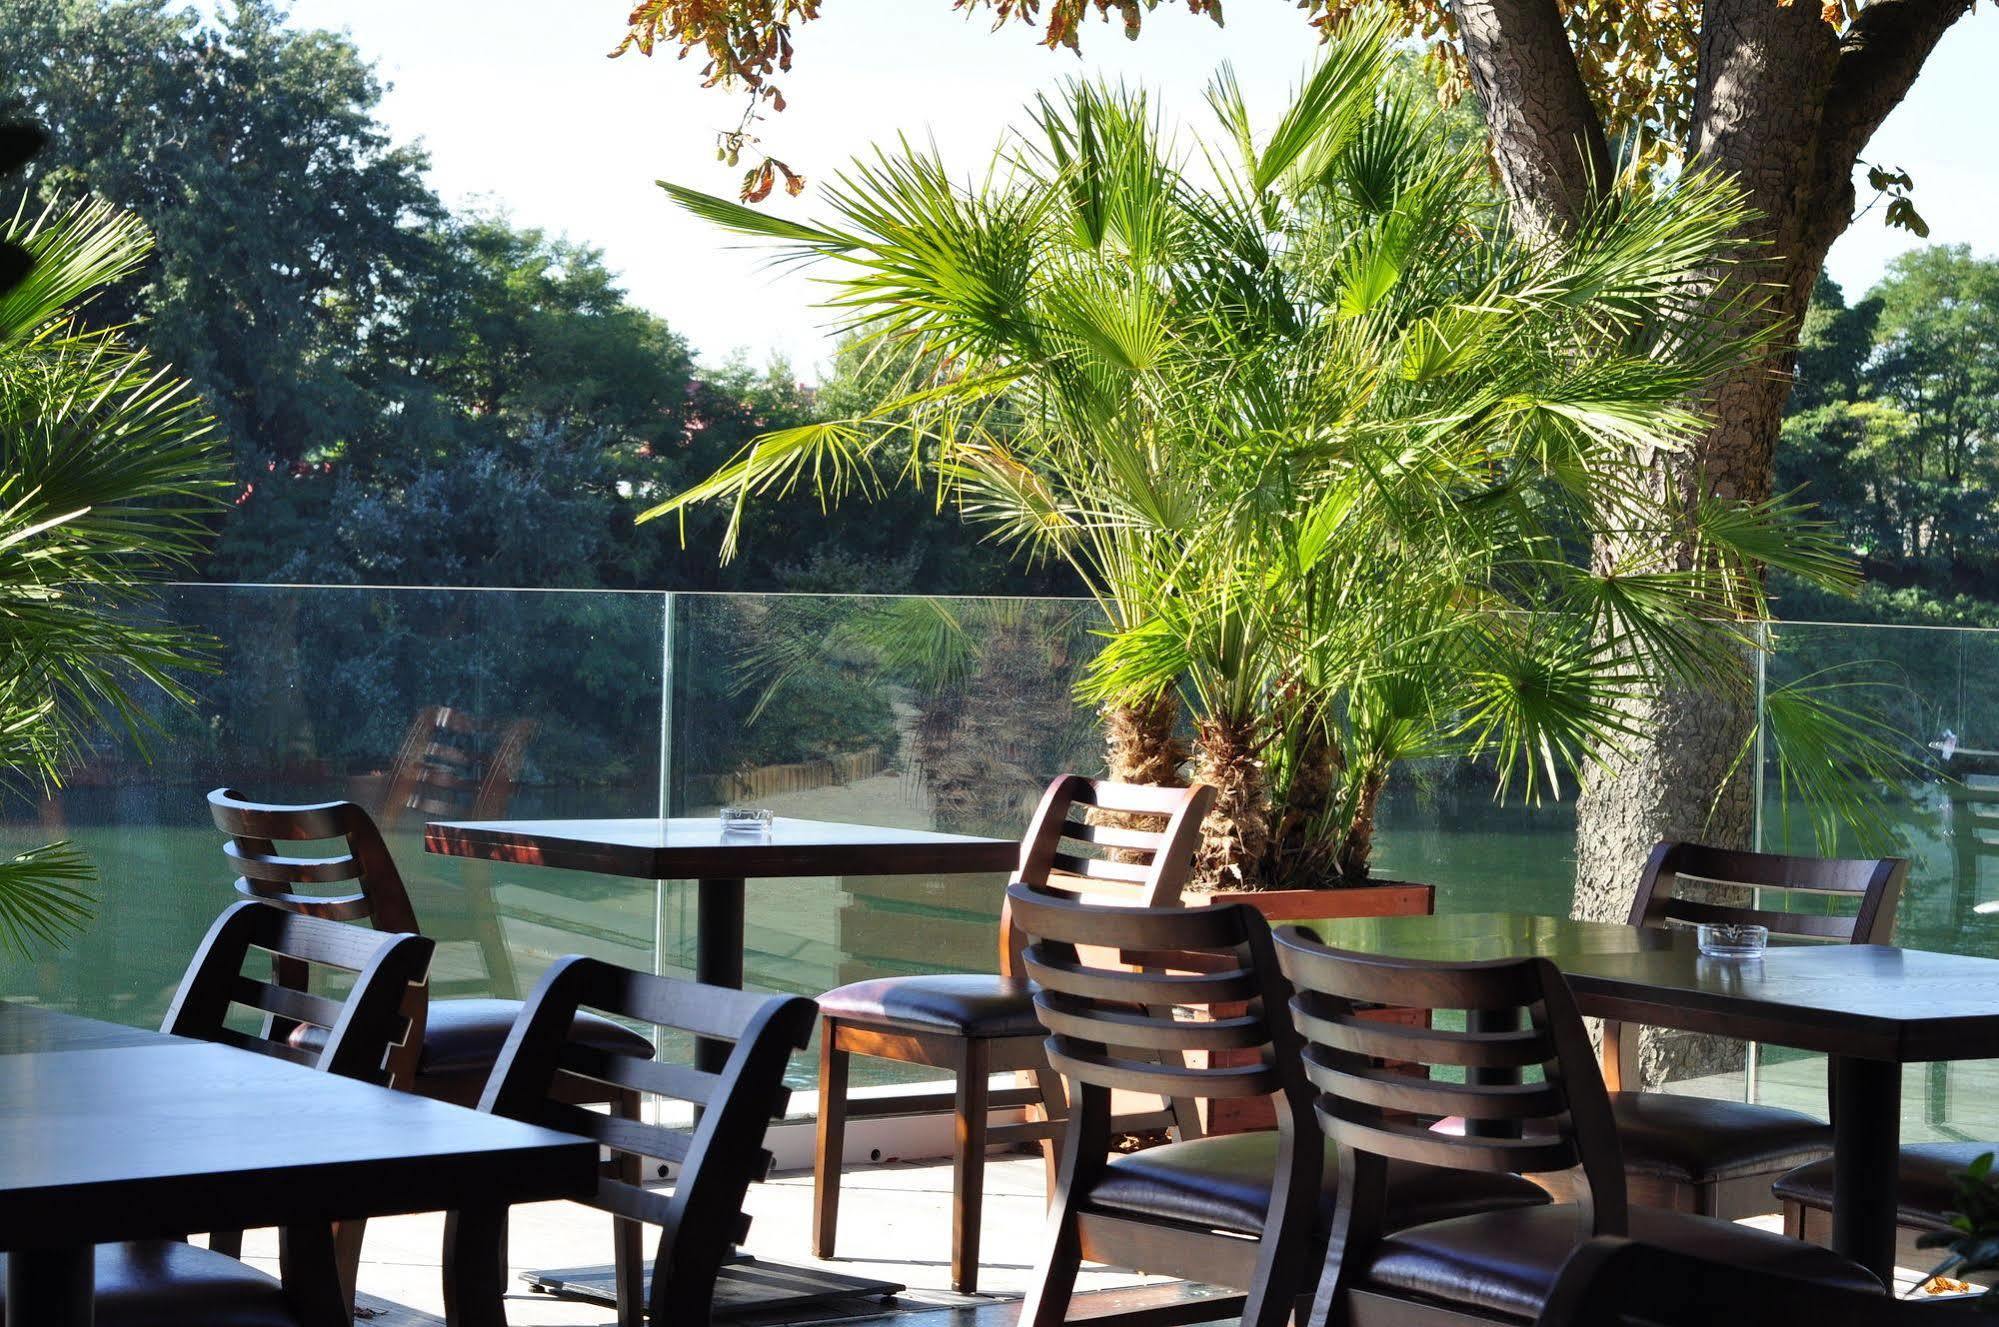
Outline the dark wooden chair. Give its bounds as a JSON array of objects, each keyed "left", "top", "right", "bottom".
[
  {"left": 1579, "top": 841, "right": 1907, "bottom": 1219},
  {"left": 812, "top": 774, "right": 1215, "bottom": 1294},
  {"left": 208, "top": 787, "right": 655, "bottom": 1107},
  {"left": 1272, "top": 927, "right": 1884, "bottom": 1326},
  {"left": 1774, "top": 1139, "right": 1992, "bottom": 1274},
  {"left": 442, "top": 955, "right": 816, "bottom": 1327},
  {"left": 1537, "top": 1236, "right": 1983, "bottom": 1326},
  {"left": 0, "top": 900, "right": 435, "bottom": 1327},
  {"left": 1010, "top": 883, "right": 1550, "bottom": 1327},
  {"left": 374, "top": 704, "right": 539, "bottom": 999}
]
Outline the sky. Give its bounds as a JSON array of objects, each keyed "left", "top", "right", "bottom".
[{"left": 285, "top": 0, "right": 1999, "bottom": 381}]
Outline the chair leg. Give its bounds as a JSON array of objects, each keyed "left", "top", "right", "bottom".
[
  {"left": 952, "top": 1038, "right": 990, "bottom": 1296},
  {"left": 1031, "top": 1056, "right": 1067, "bottom": 1204},
  {"left": 1783, "top": 1198, "right": 1808, "bottom": 1240},
  {"left": 1020, "top": 1081, "right": 1110, "bottom": 1327},
  {"left": 613, "top": 1089, "right": 647, "bottom": 1327},
  {"left": 813, "top": 1019, "right": 849, "bottom": 1260},
  {"left": 209, "top": 1230, "right": 244, "bottom": 1258}
]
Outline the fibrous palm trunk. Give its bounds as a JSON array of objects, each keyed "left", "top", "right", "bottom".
[{"left": 1191, "top": 715, "right": 1270, "bottom": 892}]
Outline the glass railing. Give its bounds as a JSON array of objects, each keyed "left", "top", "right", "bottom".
[{"left": 1, "top": 586, "right": 1992, "bottom": 1136}]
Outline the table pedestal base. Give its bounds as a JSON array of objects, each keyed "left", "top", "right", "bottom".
[{"left": 527, "top": 1254, "right": 904, "bottom": 1320}]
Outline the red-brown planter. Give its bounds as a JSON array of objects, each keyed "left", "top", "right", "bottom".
[{"left": 1196, "top": 881, "right": 1436, "bottom": 1135}]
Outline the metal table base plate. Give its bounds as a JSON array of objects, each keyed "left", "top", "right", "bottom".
[{"left": 526, "top": 1257, "right": 905, "bottom": 1320}]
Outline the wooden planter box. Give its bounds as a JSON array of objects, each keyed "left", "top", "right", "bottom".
[{"left": 1195, "top": 881, "right": 1436, "bottom": 1135}]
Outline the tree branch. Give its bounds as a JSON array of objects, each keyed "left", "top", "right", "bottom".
[
  {"left": 1820, "top": 0, "right": 1974, "bottom": 179},
  {"left": 1451, "top": 0, "right": 1614, "bottom": 242}
]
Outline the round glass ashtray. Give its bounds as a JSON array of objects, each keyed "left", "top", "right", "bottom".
[{"left": 1697, "top": 922, "right": 1768, "bottom": 959}]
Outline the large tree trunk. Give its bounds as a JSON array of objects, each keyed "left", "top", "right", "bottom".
[
  {"left": 1101, "top": 692, "right": 1188, "bottom": 786},
  {"left": 1456, "top": 0, "right": 1973, "bottom": 1084}
]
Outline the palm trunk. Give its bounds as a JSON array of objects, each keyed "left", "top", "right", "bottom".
[
  {"left": 1268, "top": 706, "right": 1340, "bottom": 890},
  {"left": 1334, "top": 770, "right": 1387, "bottom": 887},
  {"left": 1101, "top": 692, "right": 1188, "bottom": 786},
  {"left": 1191, "top": 714, "right": 1271, "bottom": 892}
]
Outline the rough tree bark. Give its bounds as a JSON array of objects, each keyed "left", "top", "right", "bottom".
[{"left": 1454, "top": 0, "right": 1975, "bottom": 1082}]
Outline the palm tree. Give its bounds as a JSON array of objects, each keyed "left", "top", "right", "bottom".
[
  {"left": 647, "top": 9, "right": 1864, "bottom": 890},
  {"left": 0, "top": 195, "right": 223, "bottom": 951}
]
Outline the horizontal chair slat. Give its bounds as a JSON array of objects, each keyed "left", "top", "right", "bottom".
[
  {"left": 1321, "top": 1102, "right": 1580, "bottom": 1174},
  {"left": 1059, "top": 819, "right": 1161, "bottom": 852},
  {"left": 233, "top": 880, "right": 373, "bottom": 921},
  {"left": 1026, "top": 951, "right": 1258, "bottom": 1007},
  {"left": 557, "top": 1044, "right": 715, "bottom": 1108},
  {"left": 1303, "top": 1053, "right": 1563, "bottom": 1120},
  {"left": 1048, "top": 851, "right": 1153, "bottom": 885},
  {"left": 1036, "top": 992, "right": 1269, "bottom": 1053},
  {"left": 1047, "top": 1043, "right": 1274, "bottom": 1099},
  {"left": 543, "top": 1101, "right": 692, "bottom": 1166},
  {"left": 1073, "top": 782, "right": 1190, "bottom": 817},
  {"left": 593, "top": 1175, "right": 678, "bottom": 1228},
  {"left": 1663, "top": 899, "right": 1854, "bottom": 939},
  {"left": 232, "top": 975, "right": 348, "bottom": 1030},
  {"left": 1292, "top": 1001, "right": 1552, "bottom": 1069},
  {"left": 210, "top": 1024, "right": 320, "bottom": 1067},
  {"left": 225, "top": 841, "right": 366, "bottom": 884}
]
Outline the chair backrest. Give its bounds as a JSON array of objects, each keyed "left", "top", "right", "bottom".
[
  {"left": 208, "top": 787, "right": 422, "bottom": 934},
  {"left": 162, "top": 899, "right": 434, "bottom": 1087},
  {"left": 1272, "top": 927, "right": 1626, "bottom": 1242},
  {"left": 997, "top": 775, "right": 1215, "bottom": 976},
  {"left": 1630, "top": 841, "right": 1905, "bottom": 944},
  {"left": 1007, "top": 880, "right": 1313, "bottom": 1125},
  {"left": 378, "top": 705, "right": 537, "bottom": 831},
  {"left": 464, "top": 956, "right": 816, "bottom": 1323}
]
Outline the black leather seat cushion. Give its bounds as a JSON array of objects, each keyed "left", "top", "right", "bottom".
[
  {"left": 817, "top": 974, "right": 1042, "bottom": 1038},
  {"left": 1365, "top": 1204, "right": 1882, "bottom": 1320},
  {"left": 291, "top": 997, "right": 653, "bottom": 1076},
  {"left": 0, "top": 1241, "right": 298, "bottom": 1327},
  {"left": 1090, "top": 1132, "right": 1550, "bottom": 1236},
  {"left": 1773, "top": 1140, "right": 1994, "bottom": 1232},
  {"left": 1608, "top": 1091, "right": 1833, "bottom": 1181}
]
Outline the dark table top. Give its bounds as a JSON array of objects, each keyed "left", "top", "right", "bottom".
[
  {"left": 0, "top": 1003, "right": 597, "bottom": 1249},
  {"left": 1301, "top": 912, "right": 1999, "bottom": 1063},
  {"left": 424, "top": 815, "right": 1020, "bottom": 880}
]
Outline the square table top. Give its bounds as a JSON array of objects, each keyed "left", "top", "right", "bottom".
[
  {"left": 1297, "top": 911, "right": 1999, "bottom": 1063},
  {"left": 424, "top": 814, "right": 1021, "bottom": 881},
  {"left": 0, "top": 1004, "right": 596, "bottom": 1249}
]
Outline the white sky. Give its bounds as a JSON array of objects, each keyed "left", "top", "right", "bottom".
[{"left": 285, "top": 0, "right": 1998, "bottom": 381}]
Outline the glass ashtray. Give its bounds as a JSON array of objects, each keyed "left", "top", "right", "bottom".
[
  {"left": 1697, "top": 922, "right": 1768, "bottom": 959},
  {"left": 718, "top": 806, "right": 773, "bottom": 834}
]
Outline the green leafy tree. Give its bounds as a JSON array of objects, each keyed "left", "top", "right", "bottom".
[
  {"left": 0, "top": 196, "right": 223, "bottom": 951},
  {"left": 650, "top": 15, "right": 1867, "bottom": 889},
  {"left": 0, "top": 0, "right": 444, "bottom": 479}
]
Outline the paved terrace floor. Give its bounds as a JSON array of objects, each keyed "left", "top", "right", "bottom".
[{"left": 231, "top": 1056, "right": 1992, "bottom": 1325}]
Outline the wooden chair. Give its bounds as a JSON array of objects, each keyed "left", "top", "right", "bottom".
[
  {"left": 207, "top": 787, "right": 655, "bottom": 1107},
  {"left": 1272, "top": 928, "right": 1884, "bottom": 1327},
  {"left": 376, "top": 704, "right": 537, "bottom": 999},
  {"left": 1774, "top": 1139, "right": 1993, "bottom": 1275},
  {"left": 1582, "top": 841, "right": 1907, "bottom": 1219},
  {"left": 1537, "top": 1236, "right": 1983, "bottom": 1326},
  {"left": 441, "top": 955, "right": 816, "bottom": 1327},
  {"left": 811, "top": 774, "right": 1215, "bottom": 1294},
  {"left": 1010, "top": 883, "right": 1550, "bottom": 1327},
  {"left": 0, "top": 900, "right": 434, "bottom": 1327}
]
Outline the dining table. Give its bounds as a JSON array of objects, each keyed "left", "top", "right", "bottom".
[
  {"left": 1300, "top": 911, "right": 1999, "bottom": 1285},
  {"left": 422, "top": 813, "right": 1021, "bottom": 1318},
  {"left": 423, "top": 815, "right": 1020, "bottom": 1067},
  {"left": 0, "top": 1000, "right": 598, "bottom": 1327}
]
